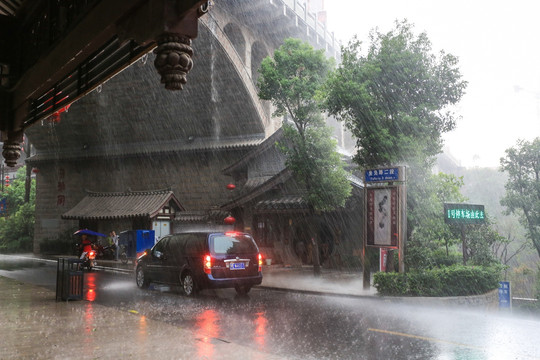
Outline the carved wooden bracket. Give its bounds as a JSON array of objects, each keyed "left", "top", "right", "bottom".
[
  {"left": 152, "top": 0, "right": 210, "bottom": 90},
  {"left": 153, "top": 33, "right": 194, "bottom": 90},
  {"left": 2, "top": 130, "right": 23, "bottom": 167}
]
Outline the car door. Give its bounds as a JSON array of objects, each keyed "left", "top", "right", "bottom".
[
  {"left": 183, "top": 233, "right": 206, "bottom": 278},
  {"left": 146, "top": 236, "right": 170, "bottom": 283},
  {"left": 164, "top": 235, "right": 187, "bottom": 284}
]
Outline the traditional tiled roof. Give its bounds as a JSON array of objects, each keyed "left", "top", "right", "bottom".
[
  {"left": 221, "top": 169, "right": 293, "bottom": 210},
  {"left": 348, "top": 174, "right": 364, "bottom": 188},
  {"left": 27, "top": 135, "right": 264, "bottom": 164},
  {"left": 222, "top": 128, "right": 284, "bottom": 175},
  {"left": 253, "top": 195, "right": 309, "bottom": 213},
  {"left": 174, "top": 210, "right": 229, "bottom": 223},
  {"left": 62, "top": 190, "right": 184, "bottom": 220}
]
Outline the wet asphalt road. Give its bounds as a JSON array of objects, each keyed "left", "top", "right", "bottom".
[{"left": 1, "top": 256, "right": 539, "bottom": 360}]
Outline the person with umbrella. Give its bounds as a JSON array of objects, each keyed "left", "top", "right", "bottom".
[
  {"left": 74, "top": 229, "right": 106, "bottom": 258},
  {"left": 79, "top": 234, "right": 94, "bottom": 259}
]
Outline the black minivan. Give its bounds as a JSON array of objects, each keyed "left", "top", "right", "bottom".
[{"left": 135, "top": 231, "right": 263, "bottom": 295}]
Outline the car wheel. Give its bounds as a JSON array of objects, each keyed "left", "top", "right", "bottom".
[
  {"left": 181, "top": 272, "right": 197, "bottom": 296},
  {"left": 235, "top": 284, "right": 252, "bottom": 295},
  {"left": 136, "top": 266, "right": 150, "bottom": 289}
]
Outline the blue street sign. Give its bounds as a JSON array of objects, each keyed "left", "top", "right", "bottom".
[
  {"left": 365, "top": 168, "right": 400, "bottom": 182},
  {"left": 498, "top": 281, "right": 511, "bottom": 308},
  {"left": 0, "top": 198, "right": 6, "bottom": 217}
]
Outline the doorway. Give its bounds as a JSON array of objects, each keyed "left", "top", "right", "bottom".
[{"left": 152, "top": 220, "right": 170, "bottom": 241}]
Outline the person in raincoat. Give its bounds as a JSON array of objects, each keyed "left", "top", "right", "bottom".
[{"left": 79, "top": 234, "right": 94, "bottom": 259}]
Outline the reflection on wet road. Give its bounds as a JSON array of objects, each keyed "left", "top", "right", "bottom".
[{"left": 1, "top": 256, "right": 540, "bottom": 360}]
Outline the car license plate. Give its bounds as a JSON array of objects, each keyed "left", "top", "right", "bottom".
[{"left": 230, "top": 262, "right": 245, "bottom": 270}]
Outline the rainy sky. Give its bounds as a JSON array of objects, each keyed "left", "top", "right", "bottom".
[{"left": 324, "top": 0, "right": 540, "bottom": 168}]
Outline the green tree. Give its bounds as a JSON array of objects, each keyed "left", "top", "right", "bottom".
[
  {"left": 325, "top": 20, "right": 467, "bottom": 169},
  {"left": 465, "top": 220, "right": 504, "bottom": 266},
  {"left": 0, "top": 166, "right": 36, "bottom": 252},
  {"left": 324, "top": 20, "right": 467, "bottom": 276},
  {"left": 406, "top": 172, "right": 466, "bottom": 269},
  {"left": 257, "top": 38, "right": 352, "bottom": 274},
  {"left": 500, "top": 137, "right": 540, "bottom": 259},
  {"left": 4, "top": 167, "right": 36, "bottom": 208}
]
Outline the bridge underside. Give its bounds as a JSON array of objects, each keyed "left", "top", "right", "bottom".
[
  {"left": 0, "top": 0, "right": 209, "bottom": 166},
  {"left": 25, "top": 22, "right": 266, "bottom": 161}
]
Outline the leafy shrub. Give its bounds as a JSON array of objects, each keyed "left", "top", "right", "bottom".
[
  {"left": 372, "top": 272, "right": 407, "bottom": 296},
  {"left": 374, "top": 265, "right": 501, "bottom": 296},
  {"left": 431, "top": 249, "right": 461, "bottom": 268},
  {"left": 407, "top": 270, "right": 443, "bottom": 296},
  {"left": 405, "top": 244, "right": 433, "bottom": 270}
]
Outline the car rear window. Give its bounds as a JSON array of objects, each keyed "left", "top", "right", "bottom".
[{"left": 210, "top": 233, "right": 258, "bottom": 255}]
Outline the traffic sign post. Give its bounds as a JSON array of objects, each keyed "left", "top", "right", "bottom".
[
  {"left": 363, "top": 166, "right": 407, "bottom": 289},
  {"left": 498, "top": 281, "right": 512, "bottom": 310}
]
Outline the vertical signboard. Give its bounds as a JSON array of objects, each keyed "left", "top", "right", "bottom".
[
  {"left": 498, "top": 281, "right": 511, "bottom": 309},
  {"left": 380, "top": 248, "right": 388, "bottom": 272},
  {"left": 366, "top": 187, "right": 398, "bottom": 247}
]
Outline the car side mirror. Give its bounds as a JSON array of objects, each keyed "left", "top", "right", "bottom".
[{"left": 154, "top": 250, "right": 165, "bottom": 260}]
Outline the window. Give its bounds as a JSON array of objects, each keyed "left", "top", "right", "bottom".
[
  {"left": 184, "top": 234, "right": 206, "bottom": 255},
  {"left": 210, "top": 234, "right": 257, "bottom": 255}
]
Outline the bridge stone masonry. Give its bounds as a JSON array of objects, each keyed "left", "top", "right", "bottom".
[{"left": 25, "top": 0, "right": 349, "bottom": 251}]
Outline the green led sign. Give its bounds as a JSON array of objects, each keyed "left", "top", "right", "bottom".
[{"left": 444, "top": 203, "right": 485, "bottom": 224}]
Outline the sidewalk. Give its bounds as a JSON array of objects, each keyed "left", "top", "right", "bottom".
[{"left": 260, "top": 265, "right": 377, "bottom": 297}]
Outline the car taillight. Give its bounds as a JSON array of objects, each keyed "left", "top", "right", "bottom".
[
  {"left": 258, "top": 253, "right": 262, "bottom": 272},
  {"left": 204, "top": 254, "right": 212, "bottom": 274}
]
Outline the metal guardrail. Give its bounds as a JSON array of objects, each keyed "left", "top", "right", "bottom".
[{"left": 280, "top": 0, "right": 340, "bottom": 57}]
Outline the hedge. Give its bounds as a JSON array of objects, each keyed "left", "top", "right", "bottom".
[{"left": 373, "top": 265, "right": 501, "bottom": 297}]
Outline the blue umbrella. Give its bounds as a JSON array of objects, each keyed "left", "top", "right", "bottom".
[{"left": 74, "top": 229, "right": 106, "bottom": 237}]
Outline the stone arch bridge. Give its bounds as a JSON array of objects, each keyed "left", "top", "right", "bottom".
[{"left": 11, "top": 0, "right": 349, "bottom": 249}]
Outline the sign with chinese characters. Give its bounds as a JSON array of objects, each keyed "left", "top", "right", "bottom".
[
  {"left": 444, "top": 203, "right": 485, "bottom": 224},
  {"left": 498, "top": 281, "right": 511, "bottom": 308},
  {"left": 365, "top": 167, "right": 402, "bottom": 182},
  {"left": 57, "top": 168, "right": 66, "bottom": 206},
  {"left": 366, "top": 187, "right": 398, "bottom": 247},
  {"left": 0, "top": 197, "right": 7, "bottom": 217},
  {"left": 380, "top": 248, "right": 388, "bottom": 272}
]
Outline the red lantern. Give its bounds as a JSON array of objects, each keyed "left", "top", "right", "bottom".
[
  {"left": 224, "top": 216, "right": 236, "bottom": 225},
  {"left": 4, "top": 175, "right": 9, "bottom": 187},
  {"left": 48, "top": 104, "right": 71, "bottom": 123},
  {"left": 32, "top": 168, "right": 39, "bottom": 174},
  {"left": 226, "top": 183, "right": 236, "bottom": 190}
]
